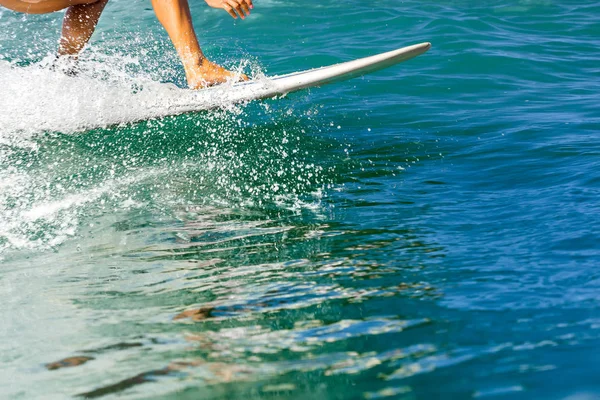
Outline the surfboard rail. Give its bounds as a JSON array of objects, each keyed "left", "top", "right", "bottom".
[
  {"left": 247, "top": 41, "right": 431, "bottom": 97},
  {"left": 168, "top": 42, "right": 432, "bottom": 115}
]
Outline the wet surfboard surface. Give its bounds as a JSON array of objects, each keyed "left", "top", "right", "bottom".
[{"left": 166, "top": 42, "right": 432, "bottom": 115}]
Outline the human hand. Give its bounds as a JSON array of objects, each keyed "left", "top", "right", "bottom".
[{"left": 205, "top": 0, "right": 253, "bottom": 20}]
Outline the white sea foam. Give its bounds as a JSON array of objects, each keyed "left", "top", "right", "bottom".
[
  {"left": 0, "top": 56, "right": 267, "bottom": 136},
  {"left": 0, "top": 164, "right": 160, "bottom": 254}
]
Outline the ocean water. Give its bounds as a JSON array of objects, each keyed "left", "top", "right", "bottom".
[{"left": 1, "top": 0, "right": 599, "bottom": 398}]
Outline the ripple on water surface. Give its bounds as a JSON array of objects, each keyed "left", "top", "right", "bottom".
[{"left": 2, "top": 0, "right": 600, "bottom": 399}]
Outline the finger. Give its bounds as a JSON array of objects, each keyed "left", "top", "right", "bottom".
[
  {"left": 223, "top": 3, "right": 237, "bottom": 19},
  {"left": 225, "top": 0, "right": 243, "bottom": 18},
  {"left": 237, "top": 0, "right": 250, "bottom": 17},
  {"left": 232, "top": 0, "right": 246, "bottom": 19},
  {"left": 243, "top": 0, "right": 253, "bottom": 10}
]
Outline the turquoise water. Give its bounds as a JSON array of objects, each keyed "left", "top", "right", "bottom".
[{"left": 1, "top": 0, "right": 600, "bottom": 398}]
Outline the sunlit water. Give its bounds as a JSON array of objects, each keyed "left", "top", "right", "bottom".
[{"left": 1, "top": 1, "right": 600, "bottom": 399}]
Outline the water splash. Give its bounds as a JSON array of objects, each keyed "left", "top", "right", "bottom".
[
  {"left": 0, "top": 54, "right": 261, "bottom": 135},
  {"left": 0, "top": 53, "right": 337, "bottom": 256}
]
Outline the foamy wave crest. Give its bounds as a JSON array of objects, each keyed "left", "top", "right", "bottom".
[{"left": 0, "top": 56, "right": 265, "bottom": 135}]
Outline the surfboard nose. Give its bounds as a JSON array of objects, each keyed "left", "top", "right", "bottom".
[{"left": 415, "top": 42, "right": 432, "bottom": 52}]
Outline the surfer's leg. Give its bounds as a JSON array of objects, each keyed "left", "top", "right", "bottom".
[
  {"left": 150, "top": 0, "right": 248, "bottom": 89},
  {"left": 58, "top": 0, "right": 109, "bottom": 56}
]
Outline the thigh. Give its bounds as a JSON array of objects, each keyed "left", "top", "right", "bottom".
[{"left": 0, "top": 0, "right": 96, "bottom": 14}]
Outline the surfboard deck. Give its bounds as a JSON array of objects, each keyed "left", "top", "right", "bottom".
[{"left": 164, "top": 42, "right": 431, "bottom": 115}]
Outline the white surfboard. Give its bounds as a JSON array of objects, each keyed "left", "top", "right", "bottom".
[{"left": 164, "top": 42, "right": 431, "bottom": 115}]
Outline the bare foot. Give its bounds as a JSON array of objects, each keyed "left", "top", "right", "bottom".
[{"left": 186, "top": 59, "right": 248, "bottom": 89}]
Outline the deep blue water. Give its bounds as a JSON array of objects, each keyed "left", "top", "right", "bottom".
[{"left": 1, "top": 1, "right": 600, "bottom": 399}]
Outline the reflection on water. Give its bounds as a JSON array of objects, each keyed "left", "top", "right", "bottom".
[
  {"left": 17, "top": 196, "right": 594, "bottom": 399},
  {"left": 13, "top": 204, "right": 441, "bottom": 399}
]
